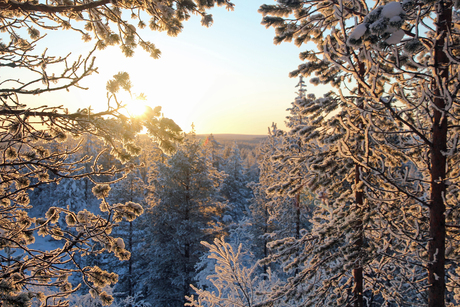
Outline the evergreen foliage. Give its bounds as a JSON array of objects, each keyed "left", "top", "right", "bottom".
[
  {"left": 6, "top": 0, "right": 460, "bottom": 305},
  {"left": 220, "top": 143, "right": 252, "bottom": 224},
  {"left": 0, "top": 0, "right": 234, "bottom": 304},
  {"left": 137, "top": 131, "right": 227, "bottom": 306},
  {"left": 256, "top": 0, "right": 460, "bottom": 305},
  {"left": 186, "top": 237, "right": 283, "bottom": 307}
]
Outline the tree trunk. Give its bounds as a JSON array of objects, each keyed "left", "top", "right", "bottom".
[
  {"left": 353, "top": 164, "right": 364, "bottom": 307},
  {"left": 353, "top": 59, "right": 365, "bottom": 307},
  {"left": 428, "top": 1, "right": 451, "bottom": 305},
  {"left": 295, "top": 192, "right": 301, "bottom": 239}
]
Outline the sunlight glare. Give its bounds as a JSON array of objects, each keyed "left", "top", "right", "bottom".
[{"left": 123, "top": 94, "right": 149, "bottom": 118}]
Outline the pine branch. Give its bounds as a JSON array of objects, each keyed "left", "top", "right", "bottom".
[{"left": 0, "top": 0, "right": 112, "bottom": 13}]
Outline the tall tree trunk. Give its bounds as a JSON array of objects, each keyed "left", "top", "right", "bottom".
[
  {"left": 353, "top": 59, "right": 365, "bottom": 307},
  {"left": 428, "top": 1, "right": 451, "bottom": 305}
]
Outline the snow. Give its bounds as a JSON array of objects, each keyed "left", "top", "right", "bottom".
[
  {"left": 223, "top": 214, "right": 233, "bottom": 223},
  {"left": 116, "top": 238, "right": 125, "bottom": 249},
  {"left": 385, "top": 29, "right": 405, "bottom": 44},
  {"left": 381, "top": 2, "right": 403, "bottom": 18},
  {"left": 348, "top": 1, "right": 406, "bottom": 47},
  {"left": 390, "top": 16, "right": 402, "bottom": 23},
  {"left": 349, "top": 23, "right": 368, "bottom": 39}
]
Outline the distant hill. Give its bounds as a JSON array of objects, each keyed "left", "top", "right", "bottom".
[{"left": 197, "top": 134, "right": 267, "bottom": 145}]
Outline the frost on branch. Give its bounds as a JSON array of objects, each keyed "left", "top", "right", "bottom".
[
  {"left": 186, "top": 237, "right": 282, "bottom": 307},
  {"left": 0, "top": 64, "right": 182, "bottom": 307},
  {"left": 258, "top": 0, "right": 460, "bottom": 304},
  {"left": 0, "top": 0, "right": 227, "bottom": 304},
  {"left": 93, "top": 184, "right": 111, "bottom": 199}
]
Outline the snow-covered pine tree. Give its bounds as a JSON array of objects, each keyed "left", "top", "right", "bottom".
[
  {"left": 253, "top": 80, "right": 374, "bottom": 306},
  {"left": 192, "top": 136, "right": 281, "bottom": 297},
  {"left": 220, "top": 143, "right": 253, "bottom": 225},
  {"left": 204, "top": 134, "right": 225, "bottom": 171},
  {"left": 246, "top": 128, "right": 312, "bottom": 278},
  {"left": 259, "top": 0, "right": 375, "bottom": 300},
  {"left": 260, "top": 0, "right": 460, "bottom": 305},
  {"left": 107, "top": 168, "right": 146, "bottom": 301},
  {"left": 101, "top": 138, "right": 169, "bottom": 305},
  {"left": 256, "top": 37, "right": 424, "bottom": 307},
  {"left": 138, "top": 130, "right": 227, "bottom": 306},
  {"left": 345, "top": 1, "right": 460, "bottom": 305},
  {"left": 343, "top": 1, "right": 460, "bottom": 304},
  {"left": 255, "top": 123, "right": 314, "bottom": 239}
]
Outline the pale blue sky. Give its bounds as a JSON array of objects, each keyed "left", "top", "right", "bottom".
[{"left": 24, "top": 0, "right": 329, "bottom": 135}]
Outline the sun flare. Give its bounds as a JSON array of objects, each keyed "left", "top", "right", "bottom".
[{"left": 123, "top": 95, "right": 148, "bottom": 118}]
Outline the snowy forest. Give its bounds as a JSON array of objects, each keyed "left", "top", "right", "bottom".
[{"left": 2, "top": 0, "right": 460, "bottom": 305}]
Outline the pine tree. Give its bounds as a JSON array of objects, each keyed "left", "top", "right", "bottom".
[
  {"left": 260, "top": 0, "right": 460, "bottom": 305},
  {"left": 139, "top": 131, "right": 226, "bottom": 306},
  {"left": 0, "top": 0, "right": 234, "bottom": 303},
  {"left": 107, "top": 169, "right": 146, "bottom": 300},
  {"left": 256, "top": 86, "right": 367, "bottom": 306},
  {"left": 220, "top": 143, "right": 253, "bottom": 224},
  {"left": 203, "top": 134, "right": 225, "bottom": 171}
]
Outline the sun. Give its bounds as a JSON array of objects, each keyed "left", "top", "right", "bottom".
[{"left": 123, "top": 94, "right": 149, "bottom": 117}]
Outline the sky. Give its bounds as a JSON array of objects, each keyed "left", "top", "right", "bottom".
[{"left": 22, "top": 0, "right": 329, "bottom": 135}]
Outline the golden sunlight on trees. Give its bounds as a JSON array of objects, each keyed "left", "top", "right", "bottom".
[{"left": 0, "top": 0, "right": 234, "bottom": 305}]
